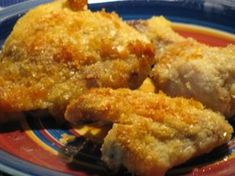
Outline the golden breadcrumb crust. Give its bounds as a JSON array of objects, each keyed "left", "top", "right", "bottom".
[
  {"left": 0, "top": 0, "right": 154, "bottom": 119},
  {"left": 65, "top": 88, "right": 233, "bottom": 176}
]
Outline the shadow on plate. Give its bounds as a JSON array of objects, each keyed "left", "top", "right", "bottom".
[{"left": 59, "top": 133, "right": 232, "bottom": 176}]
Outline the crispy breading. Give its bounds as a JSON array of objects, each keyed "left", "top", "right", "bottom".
[
  {"left": 65, "top": 88, "right": 233, "bottom": 176},
  {"left": 0, "top": 0, "right": 154, "bottom": 121},
  {"left": 130, "top": 16, "right": 235, "bottom": 117},
  {"left": 150, "top": 39, "right": 235, "bottom": 117}
]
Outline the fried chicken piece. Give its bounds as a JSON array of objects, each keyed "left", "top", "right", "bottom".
[
  {"left": 0, "top": 0, "right": 154, "bottom": 122},
  {"left": 150, "top": 39, "right": 235, "bottom": 117},
  {"left": 65, "top": 88, "right": 233, "bottom": 176},
  {"left": 129, "top": 16, "right": 235, "bottom": 117}
]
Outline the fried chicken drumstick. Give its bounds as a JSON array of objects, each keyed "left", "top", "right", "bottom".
[
  {"left": 65, "top": 88, "right": 232, "bottom": 176},
  {"left": 0, "top": 0, "right": 154, "bottom": 123}
]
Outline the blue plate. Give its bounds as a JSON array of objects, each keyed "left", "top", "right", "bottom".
[{"left": 0, "top": 1, "right": 235, "bottom": 176}]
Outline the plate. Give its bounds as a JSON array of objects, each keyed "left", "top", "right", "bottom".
[{"left": 0, "top": 0, "right": 235, "bottom": 176}]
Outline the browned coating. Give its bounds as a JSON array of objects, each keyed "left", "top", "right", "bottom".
[
  {"left": 0, "top": 0, "right": 154, "bottom": 122},
  {"left": 65, "top": 88, "right": 233, "bottom": 176}
]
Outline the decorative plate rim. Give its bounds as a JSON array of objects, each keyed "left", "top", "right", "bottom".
[{"left": 0, "top": 0, "right": 235, "bottom": 176}]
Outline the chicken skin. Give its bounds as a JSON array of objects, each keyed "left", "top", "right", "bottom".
[
  {"left": 151, "top": 39, "right": 235, "bottom": 117},
  {"left": 0, "top": 0, "right": 154, "bottom": 123},
  {"left": 65, "top": 88, "right": 232, "bottom": 176}
]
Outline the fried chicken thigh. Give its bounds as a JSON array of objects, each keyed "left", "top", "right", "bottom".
[
  {"left": 0, "top": 0, "right": 154, "bottom": 123},
  {"left": 151, "top": 39, "right": 235, "bottom": 117},
  {"left": 65, "top": 88, "right": 232, "bottom": 176}
]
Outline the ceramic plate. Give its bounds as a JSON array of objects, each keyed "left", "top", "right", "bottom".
[{"left": 0, "top": 0, "right": 235, "bottom": 176}]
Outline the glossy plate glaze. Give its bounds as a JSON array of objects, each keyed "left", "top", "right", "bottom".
[{"left": 0, "top": 0, "right": 235, "bottom": 176}]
